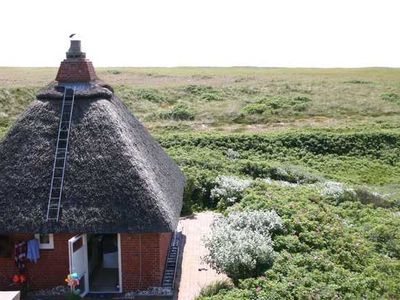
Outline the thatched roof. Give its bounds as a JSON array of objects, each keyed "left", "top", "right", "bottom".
[{"left": 0, "top": 83, "right": 185, "bottom": 233}]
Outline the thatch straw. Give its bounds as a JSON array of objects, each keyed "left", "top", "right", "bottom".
[{"left": 0, "top": 84, "right": 185, "bottom": 233}]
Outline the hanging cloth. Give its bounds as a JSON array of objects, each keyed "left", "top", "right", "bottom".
[
  {"left": 14, "top": 241, "right": 27, "bottom": 273},
  {"left": 27, "top": 239, "right": 40, "bottom": 263}
]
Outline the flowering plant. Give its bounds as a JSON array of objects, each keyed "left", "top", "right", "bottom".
[
  {"left": 203, "top": 210, "right": 283, "bottom": 282},
  {"left": 65, "top": 273, "right": 80, "bottom": 297},
  {"left": 210, "top": 175, "right": 252, "bottom": 209}
]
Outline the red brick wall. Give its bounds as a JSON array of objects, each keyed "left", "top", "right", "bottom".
[
  {"left": 121, "top": 232, "right": 172, "bottom": 291},
  {"left": 0, "top": 234, "right": 73, "bottom": 291},
  {"left": 55, "top": 59, "right": 97, "bottom": 82}
]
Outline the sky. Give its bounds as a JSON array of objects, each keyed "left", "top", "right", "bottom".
[{"left": 0, "top": 0, "right": 399, "bottom": 67}]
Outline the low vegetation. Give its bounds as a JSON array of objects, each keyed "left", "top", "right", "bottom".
[
  {"left": 158, "top": 131, "right": 400, "bottom": 212},
  {"left": 197, "top": 280, "right": 234, "bottom": 299},
  {"left": 241, "top": 95, "right": 312, "bottom": 120},
  {"left": 158, "top": 104, "right": 195, "bottom": 121},
  {"left": 0, "top": 67, "right": 399, "bottom": 299},
  {"left": 2, "top": 67, "right": 400, "bottom": 136},
  {"left": 381, "top": 92, "right": 400, "bottom": 105},
  {"left": 197, "top": 179, "right": 400, "bottom": 299}
]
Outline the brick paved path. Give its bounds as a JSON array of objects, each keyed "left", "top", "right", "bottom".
[{"left": 174, "top": 212, "right": 228, "bottom": 300}]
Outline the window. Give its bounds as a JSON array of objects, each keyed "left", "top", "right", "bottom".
[
  {"left": 0, "top": 235, "right": 11, "bottom": 257},
  {"left": 34, "top": 234, "right": 54, "bottom": 249}
]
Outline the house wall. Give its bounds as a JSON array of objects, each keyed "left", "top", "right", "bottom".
[
  {"left": 0, "top": 232, "right": 173, "bottom": 293},
  {"left": 121, "top": 232, "right": 172, "bottom": 291},
  {"left": 0, "top": 233, "right": 73, "bottom": 291}
]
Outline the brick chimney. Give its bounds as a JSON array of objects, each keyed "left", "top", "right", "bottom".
[{"left": 55, "top": 40, "right": 97, "bottom": 83}]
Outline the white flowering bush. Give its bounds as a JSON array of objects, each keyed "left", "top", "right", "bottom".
[
  {"left": 320, "top": 181, "right": 346, "bottom": 198},
  {"left": 203, "top": 211, "right": 283, "bottom": 282},
  {"left": 319, "top": 181, "right": 356, "bottom": 203},
  {"left": 210, "top": 176, "right": 252, "bottom": 209},
  {"left": 220, "top": 210, "right": 283, "bottom": 235},
  {"left": 226, "top": 148, "right": 240, "bottom": 160}
]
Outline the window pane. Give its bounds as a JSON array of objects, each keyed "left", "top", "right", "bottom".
[
  {"left": 0, "top": 235, "right": 11, "bottom": 257},
  {"left": 40, "top": 234, "right": 50, "bottom": 244},
  {"left": 73, "top": 237, "right": 83, "bottom": 253}
]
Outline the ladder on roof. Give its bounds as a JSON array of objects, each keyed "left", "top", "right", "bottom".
[{"left": 46, "top": 87, "right": 75, "bottom": 221}]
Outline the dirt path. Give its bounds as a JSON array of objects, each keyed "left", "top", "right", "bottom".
[{"left": 174, "top": 212, "right": 228, "bottom": 300}]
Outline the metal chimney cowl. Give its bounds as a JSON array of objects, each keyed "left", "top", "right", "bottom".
[{"left": 66, "top": 40, "right": 86, "bottom": 59}]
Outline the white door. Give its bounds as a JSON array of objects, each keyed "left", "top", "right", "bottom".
[{"left": 68, "top": 234, "right": 89, "bottom": 297}]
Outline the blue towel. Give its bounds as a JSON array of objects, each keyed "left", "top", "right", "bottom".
[{"left": 27, "top": 239, "right": 40, "bottom": 263}]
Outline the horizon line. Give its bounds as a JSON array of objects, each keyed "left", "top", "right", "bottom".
[{"left": 0, "top": 65, "right": 400, "bottom": 69}]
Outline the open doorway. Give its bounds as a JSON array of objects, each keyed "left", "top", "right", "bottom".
[{"left": 87, "top": 234, "right": 120, "bottom": 292}]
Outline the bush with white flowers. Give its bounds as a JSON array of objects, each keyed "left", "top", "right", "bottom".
[
  {"left": 319, "top": 181, "right": 357, "bottom": 203},
  {"left": 210, "top": 176, "right": 252, "bottom": 209},
  {"left": 226, "top": 148, "right": 240, "bottom": 160},
  {"left": 203, "top": 210, "right": 283, "bottom": 282}
]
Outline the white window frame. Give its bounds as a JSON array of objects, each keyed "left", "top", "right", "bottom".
[{"left": 34, "top": 233, "right": 54, "bottom": 250}]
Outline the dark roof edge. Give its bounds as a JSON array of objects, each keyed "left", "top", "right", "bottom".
[
  {"left": 37, "top": 81, "right": 113, "bottom": 101},
  {"left": 0, "top": 223, "right": 178, "bottom": 235}
]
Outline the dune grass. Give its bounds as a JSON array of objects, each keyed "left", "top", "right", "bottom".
[{"left": 1, "top": 67, "right": 400, "bottom": 138}]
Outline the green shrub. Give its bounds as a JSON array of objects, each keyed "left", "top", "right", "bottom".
[
  {"left": 240, "top": 161, "right": 322, "bottom": 183},
  {"left": 236, "top": 86, "right": 260, "bottom": 95},
  {"left": 181, "top": 167, "right": 218, "bottom": 211},
  {"left": 183, "top": 85, "right": 216, "bottom": 95},
  {"left": 197, "top": 288, "right": 254, "bottom": 300},
  {"left": 201, "top": 92, "right": 222, "bottom": 101},
  {"left": 181, "top": 85, "right": 222, "bottom": 101},
  {"left": 344, "top": 80, "right": 372, "bottom": 84},
  {"left": 197, "top": 280, "right": 234, "bottom": 298},
  {"left": 242, "top": 95, "right": 311, "bottom": 116},
  {"left": 160, "top": 131, "right": 400, "bottom": 213},
  {"left": 134, "top": 88, "right": 165, "bottom": 103},
  {"left": 159, "top": 131, "right": 400, "bottom": 160},
  {"left": 242, "top": 102, "right": 265, "bottom": 114},
  {"left": 159, "top": 104, "right": 195, "bottom": 121},
  {"left": 381, "top": 92, "right": 400, "bottom": 104},
  {"left": 355, "top": 187, "right": 392, "bottom": 208}
]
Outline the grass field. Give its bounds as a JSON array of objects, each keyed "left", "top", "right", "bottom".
[
  {"left": 1, "top": 67, "right": 399, "bottom": 299},
  {"left": 1, "top": 67, "right": 400, "bottom": 134}
]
